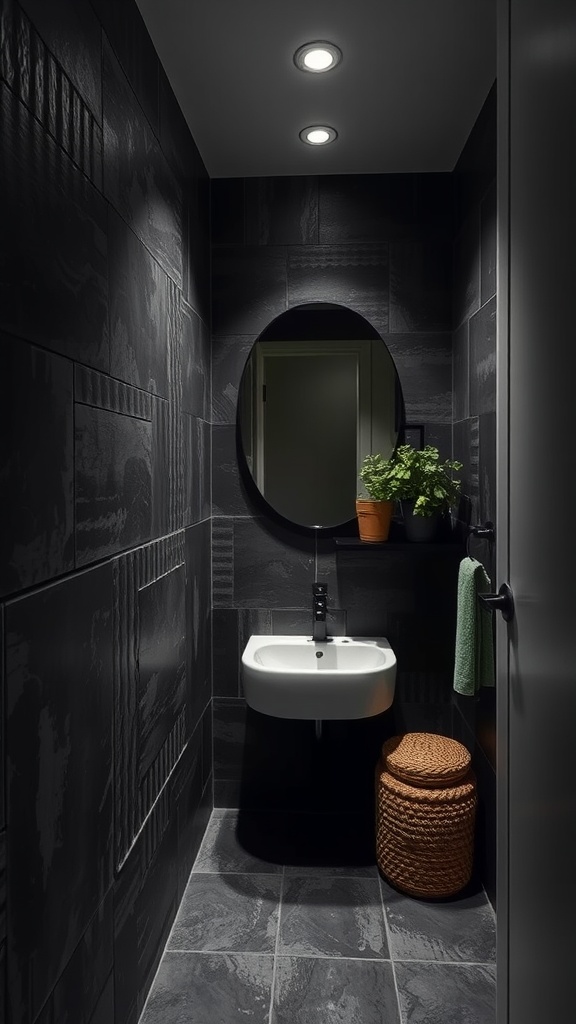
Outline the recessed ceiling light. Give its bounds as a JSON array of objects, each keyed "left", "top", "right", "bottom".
[
  {"left": 299, "top": 125, "right": 338, "bottom": 146},
  {"left": 294, "top": 41, "right": 342, "bottom": 73}
]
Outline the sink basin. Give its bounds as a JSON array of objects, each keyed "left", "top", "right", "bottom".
[{"left": 241, "top": 635, "right": 396, "bottom": 720}]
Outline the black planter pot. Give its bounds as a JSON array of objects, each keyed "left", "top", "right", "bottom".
[{"left": 402, "top": 501, "right": 440, "bottom": 542}]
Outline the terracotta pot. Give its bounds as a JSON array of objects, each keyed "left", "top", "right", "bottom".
[{"left": 355, "top": 499, "right": 394, "bottom": 542}]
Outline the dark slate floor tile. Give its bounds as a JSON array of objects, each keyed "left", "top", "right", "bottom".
[
  {"left": 481, "top": 179, "right": 497, "bottom": 304},
  {"left": 6, "top": 564, "right": 113, "bottom": 1024},
  {"left": 168, "top": 874, "right": 281, "bottom": 953},
  {"left": 272, "top": 956, "right": 400, "bottom": 1024},
  {"left": 140, "top": 951, "right": 274, "bottom": 1024},
  {"left": 386, "top": 333, "right": 452, "bottom": 423},
  {"left": 318, "top": 174, "right": 415, "bottom": 243},
  {"left": 0, "top": 335, "right": 74, "bottom": 598},
  {"left": 245, "top": 176, "right": 318, "bottom": 245},
  {"left": 91, "top": 0, "right": 159, "bottom": 134},
  {"left": 381, "top": 881, "right": 495, "bottom": 963},
  {"left": 181, "top": 301, "right": 209, "bottom": 418},
  {"left": 0, "top": 85, "right": 109, "bottom": 370},
  {"left": 75, "top": 403, "right": 152, "bottom": 565},
  {"left": 212, "top": 335, "right": 256, "bottom": 425},
  {"left": 212, "top": 247, "right": 287, "bottom": 336},
  {"left": 390, "top": 241, "right": 452, "bottom": 333},
  {"left": 103, "top": 40, "right": 182, "bottom": 287},
  {"left": 470, "top": 295, "right": 497, "bottom": 416},
  {"left": 1, "top": 1, "right": 103, "bottom": 187},
  {"left": 395, "top": 963, "right": 496, "bottom": 1024},
  {"left": 193, "top": 814, "right": 284, "bottom": 874},
  {"left": 233, "top": 518, "right": 314, "bottom": 608},
  {"left": 279, "top": 877, "right": 387, "bottom": 959},
  {"left": 109, "top": 209, "right": 170, "bottom": 397},
  {"left": 18, "top": 0, "right": 102, "bottom": 121},
  {"left": 287, "top": 244, "right": 389, "bottom": 336}
]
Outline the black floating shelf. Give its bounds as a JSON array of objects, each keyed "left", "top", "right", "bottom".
[{"left": 334, "top": 538, "right": 464, "bottom": 551}]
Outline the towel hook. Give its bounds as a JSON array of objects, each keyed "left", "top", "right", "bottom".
[{"left": 466, "top": 520, "right": 495, "bottom": 558}]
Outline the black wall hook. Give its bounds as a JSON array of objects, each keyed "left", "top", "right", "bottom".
[{"left": 466, "top": 520, "right": 495, "bottom": 558}]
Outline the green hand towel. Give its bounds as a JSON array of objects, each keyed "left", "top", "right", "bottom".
[{"left": 453, "top": 557, "right": 495, "bottom": 696}]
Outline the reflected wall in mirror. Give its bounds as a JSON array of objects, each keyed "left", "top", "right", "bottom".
[{"left": 237, "top": 304, "right": 404, "bottom": 529}]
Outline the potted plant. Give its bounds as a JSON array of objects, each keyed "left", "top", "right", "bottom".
[
  {"left": 356, "top": 453, "right": 400, "bottom": 542},
  {"left": 391, "top": 444, "right": 463, "bottom": 542}
]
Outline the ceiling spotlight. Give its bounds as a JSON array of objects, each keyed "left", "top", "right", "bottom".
[
  {"left": 299, "top": 125, "right": 338, "bottom": 146},
  {"left": 294, "top": 41, "right": 342, "bottom": 73}
]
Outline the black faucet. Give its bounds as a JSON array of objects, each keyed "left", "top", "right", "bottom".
[{"left": 312, "top": 583, "right": 328, "bottom": 641}]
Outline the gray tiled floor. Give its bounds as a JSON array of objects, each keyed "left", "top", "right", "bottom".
[{"left": 140, "top": 810, "right": 496, "bottom": 1024}]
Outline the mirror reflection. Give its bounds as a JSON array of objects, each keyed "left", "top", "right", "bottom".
[{"left": 237, "top": 305, "right": 404, "bottom": 529}]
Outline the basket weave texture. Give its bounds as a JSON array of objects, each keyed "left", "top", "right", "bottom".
[{"left": 376, "top": 732, "right": 477, "bottom": 898}]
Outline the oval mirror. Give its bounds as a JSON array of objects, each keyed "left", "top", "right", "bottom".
[{"left": 237, "top": 304, "right": 404, "bottom": 530}]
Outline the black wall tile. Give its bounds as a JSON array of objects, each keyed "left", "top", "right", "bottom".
[
  {"left": 185, "top": 521, "right": 212, "bottom": 731},
  {"left": 6, "top": 564, "right": 113, "bottom": 1024},
  {"left": 103, "top": 40, "right": 182, "bottom": 287},
  {"left": 1, "top": 1, "right": 103, "bottom": 187},
  {"left": 109, "top": 209, "right": 171, "bottom": 397},
  {"left": 18, "top": 0, "right": 102, "bottom": 122},
  {"left": 113, "top": 534, "right": 186, "bottom": 870},
  {"left": 181, "top": 301, "right": 209, "bottom": 418},
  {"left": 211, "top": 178, "right": 245, "bottom": 245},
  {"left": 212, "top": 424, "right": 253, "bottom": 517},
  {"left": 233, "top": 519, "right": 315, "bottom": 609},
  {"left": 0, "top": 85, "right": 109, "bottom": 370},
  {"left": 47, "top": 894, "right": 114, "bottom": 1024},
  {"left": 211, "top": 335, "right": 255, "bottom": 424},
  {"left": 387, "top": 332, "right": 452, "bottom": 422},
  {"left": 213, "top": 699, "right": 247, "bottom": 784},
  {"left": 138, "top": 565, "right": 187, "bottom": 778},
  {"left": 75, "top": 402, "right": 152, "bottom": 565},
  {"left": 113, "top": 790, "right": 178, "bottom": 1024},
  {"left": 453, "top": 211, "right": 481, "bottom": 329},
  {"left": 478, "top": 412, "right": 497, "bottom": 528},
  {"left": 212, "top": 247, "right": 287, "bottom": 336},
  {"left": 245, "top": 176, "right": 318, "bottom": 245},
  {"left": 213, "top": 610, "right": 240, "bottom": 697},
  {"left": 480, "top": 179, "right": 497, "bottom": 304},
  {"left": 469, "top": 295, "right": 496, "bottom": 416},
  {"left": 454, "top": 82, "right": 497, "bottom": 223},
  {"left": 90, "top": 0, "right": 159, "bottom": 134},
  {"left": 318, "top": 174, "right": 415, "bottom": 243},
  {"left": 183, "top": 416, "right": 211, "bottom": 526},
  {"left": 287, "top": 244, "right": 389, "bottom": 336},
  {"left": 453, "top": 320, "right": 469, "bottom": 421},
  {"left": 453, "top": 417, "right": 480, "bottom": 525},
  {"left": 389, "top": 240, "right": 452, "bottom": 332},
  {"left": 173, "top": 725, "right": 211, "bottom": 899},
  {"left": 0, "top": 335, "right": 74, "bottom": 598}
]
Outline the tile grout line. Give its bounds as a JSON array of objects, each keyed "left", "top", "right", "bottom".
[
  {"left": 378, "top": 874, "right": 405, "bottom": 1024},
  {"left": 268, "top": 864, "right": 286, "bottom": 1024}
]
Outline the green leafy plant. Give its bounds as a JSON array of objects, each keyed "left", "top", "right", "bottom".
[
  {"left": 358, "top": 452, "right": 403, "bottom": 502},
  {"left": 391, "top": 444, "right": 463, "bottom": 517}
]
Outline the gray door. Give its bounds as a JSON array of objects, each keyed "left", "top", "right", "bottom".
[{"left": 497, "top": 1, "right": 576, "bottom": 1020}]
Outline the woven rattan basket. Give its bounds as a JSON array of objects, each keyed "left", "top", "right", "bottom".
[{"left": 376, "top": 733, "right": 477, "bottom": 898}]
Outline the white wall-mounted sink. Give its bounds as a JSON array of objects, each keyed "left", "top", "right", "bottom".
[{"left": 241, "top": 635, "right": 397, "bottom": 720}]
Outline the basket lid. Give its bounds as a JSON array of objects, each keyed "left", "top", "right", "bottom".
[{"left": 382, "top": 732, "right": 471, "bottom": 787}]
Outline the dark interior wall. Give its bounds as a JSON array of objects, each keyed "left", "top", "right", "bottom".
[
  {"left": 210, "top": 173, "right": 462, "bottom": 812},
  {"left": 451, "top": 83, "right": 498, "bottom": 907},
  {"left": 0, "top": 1, "right": 212, "bottom": 1022}
]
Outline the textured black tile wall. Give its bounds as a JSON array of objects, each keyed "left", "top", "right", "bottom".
[
  {"left": 0, "top": 1, "right": 212, "bottom": 1022},
  {"left": 210, "top": 171, "right": 459, "bottom": 813},
  {"left": 452, "top": 82, "right": 497, "bottom": 908}
]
